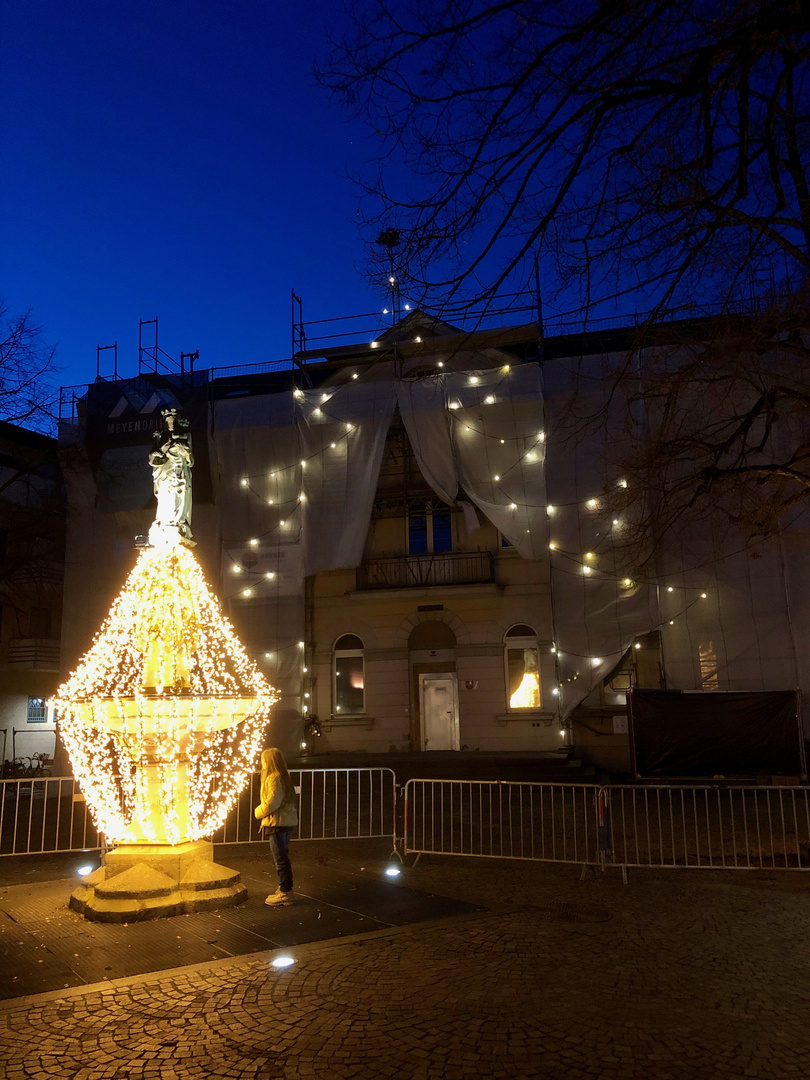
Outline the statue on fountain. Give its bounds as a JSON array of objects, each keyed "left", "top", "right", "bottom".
[{"left": 148, "top": 408, "right": 195, "bottom": 547}]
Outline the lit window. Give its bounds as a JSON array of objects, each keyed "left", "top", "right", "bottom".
[
  {"left": 408, "top": 503, "right": 453, "bottom": 554},
  {"left": 334, "top": 634, "right": 364, "bottom": 714},
  {"left": 27, "top": 697, "right": 47, "bottom": 724},
  {"left": 504, "top": 624, "right": 541, "bottom": 709}
]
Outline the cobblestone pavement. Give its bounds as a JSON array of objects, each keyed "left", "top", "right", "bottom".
[{"left": 2, "top": 849, "right": 810, "bottom": 1079}]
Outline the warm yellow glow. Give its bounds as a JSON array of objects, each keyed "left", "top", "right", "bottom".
[
  {"left": 510, "top": 673, "right": 540, "bottom": 709},
  {"left": 53, "top": 545, "right": 278, "bottom": 845}
]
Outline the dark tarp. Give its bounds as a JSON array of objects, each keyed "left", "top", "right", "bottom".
[{"left": 630, "top": 690, "right": 805, "bottom": 778}]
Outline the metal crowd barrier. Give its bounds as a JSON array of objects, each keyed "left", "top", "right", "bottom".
[
  {"left": 211, "top": 767, "right": 397, "bottom": 848},
  {"left": 0, "top": 777, "right": 101, "bottom": 856},
  {"left": 403, "top": 779, "right": 810, "bottom": 873},
  {"left": 0, "top": 768, "right": 398, "bottom": 857}
]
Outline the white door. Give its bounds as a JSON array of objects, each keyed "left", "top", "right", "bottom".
[{"left": 420, "top": 673, "right": 460, "bottom": 751}]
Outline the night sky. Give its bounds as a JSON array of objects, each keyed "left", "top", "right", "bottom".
[{"left": 1, "top": 1, "right": 384, "bottom": 391}]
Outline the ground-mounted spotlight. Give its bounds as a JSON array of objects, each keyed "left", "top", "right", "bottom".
[
  {"left": 385, "top": 865, "right": 401, "bottom": 878},
  {"left": 271, "top": 955, "right": 295, "bottom": 969},
  {"left": 77, "top": 864, "right": 95, "bottom": 876}
]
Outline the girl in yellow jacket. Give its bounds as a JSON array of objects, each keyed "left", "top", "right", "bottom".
[{"left": 254, "top": 748, "right": 299, "bottom": 905}]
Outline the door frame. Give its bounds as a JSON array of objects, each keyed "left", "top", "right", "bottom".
[{"left": 418, "top": 671, "right": 460, "bottom": 751}]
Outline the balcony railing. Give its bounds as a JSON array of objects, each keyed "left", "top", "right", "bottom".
[{"left": 356, "top": 551, "right": 494, "bottom": 590}]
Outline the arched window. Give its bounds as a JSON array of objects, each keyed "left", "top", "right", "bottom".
[
  {"left": 504, "top": 624, "right": 540, "bottom": 710},
  {"left": 333, "top": 634, "right": 364, "bottom": 714}
]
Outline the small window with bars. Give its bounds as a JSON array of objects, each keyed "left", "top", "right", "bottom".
[{"left": 27, "top": 697, "right": 47, "bottom": 724}]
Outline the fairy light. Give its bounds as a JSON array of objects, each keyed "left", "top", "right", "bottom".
[
  {"left": 437, "top": 361, "right": 444, "bottom": 368},
  {"left": 53, "top": 546, "right": 278, "bottom": 844},
  {"left": 549, "top": 542, "right": 557, "bottom": 550},
  {"left": 586, "top": 499, "right": 598, "bottom": 509},
  {"left": 240, "top": 478, "right": 248, "bottom": 488},
  {"left": 351, "top": 373, "right": 358, "bottom": 379},
  {"left": 582, "top": 565, "right": 592, "bottom": 575},
  {"left": 469, "top": 376, "right": 479, "bottom": 385},
  {"left": 485, "top": 395, "right": 495, "bottom": 404},
  {"left": 371, "top": 341, "right": 379, "bottom": 348}
]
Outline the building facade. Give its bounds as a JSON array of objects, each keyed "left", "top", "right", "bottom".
[
  {"left": 56, "top": 312, "right": 810, "bottom": 774},
  {"left": 0, "top": 421, "right": 64, "bottom": 771}
]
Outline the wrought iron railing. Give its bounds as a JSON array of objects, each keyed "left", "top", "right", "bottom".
[{"left": 356, "top": 550, "right": 494, "bottom": 590}]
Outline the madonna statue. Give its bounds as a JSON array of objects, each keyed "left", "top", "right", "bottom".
[{"left": 148, "top": 408, "right": 195, "bottom": 546}]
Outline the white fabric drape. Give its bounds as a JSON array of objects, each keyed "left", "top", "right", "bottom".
[
  {"left": 209, "top": 356, "right": 810, "bottom": 726},
  {"left": 399, "top": 365, "right": 548, "bottom": 559},
  {"left": 211, "top": 394, "right": 306, "bottom": 748},
  {"left": 543, "top": 353, "right": 660, "bottom": 715},
  {"left": 298, "top": 371, "right": 397, "bottom": 576}
]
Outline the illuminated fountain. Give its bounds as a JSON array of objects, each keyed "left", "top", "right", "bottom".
[{"left": 55, "top": 409, "right": 277, "bottom": 921}]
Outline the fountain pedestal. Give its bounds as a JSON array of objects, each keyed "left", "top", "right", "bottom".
[{"left": 69, "top": 839, "right": 247, "bottom": 923}]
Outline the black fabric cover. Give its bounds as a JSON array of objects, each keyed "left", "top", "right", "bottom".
[{"left": 630, "top": 690, "right": 804, "bottom": 778}]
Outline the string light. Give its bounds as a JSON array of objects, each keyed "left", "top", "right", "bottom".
[{"left": 53, "top": 546, "right": 278, "bottom": 844}]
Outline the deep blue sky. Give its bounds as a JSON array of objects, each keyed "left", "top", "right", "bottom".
[{"left": 1, "top": 0, "right": 385, "bottom": 390}]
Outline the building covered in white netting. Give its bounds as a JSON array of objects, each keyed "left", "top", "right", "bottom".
[{"left": 57, "top": 309, "right": 810, "bottom": 774}]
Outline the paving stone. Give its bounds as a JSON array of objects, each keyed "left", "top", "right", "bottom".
[{"left": 2, "top": 842, "right": 810, "bottom": 1076}]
